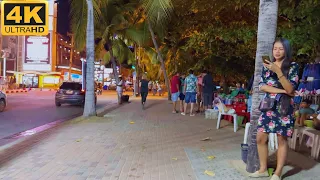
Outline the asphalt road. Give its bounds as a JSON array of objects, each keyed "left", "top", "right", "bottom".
[{"left": 0, "top": 90, "right": 117, "bottom": 139}]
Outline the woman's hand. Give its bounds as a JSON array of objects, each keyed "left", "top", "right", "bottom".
[
  {"left": 263, "top": 60, "right": 282, "bottom": 74},
  {"left": 285, "top": 90, "right": 297, "bottom": 97}
]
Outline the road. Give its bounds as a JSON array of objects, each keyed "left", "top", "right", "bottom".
[{"left": 0, "top": 90, "right": 117, "bottom": 139}]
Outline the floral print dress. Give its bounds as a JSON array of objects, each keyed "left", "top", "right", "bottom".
[{"left": 257, "top": 62, "right": 299, "bottom": 137}]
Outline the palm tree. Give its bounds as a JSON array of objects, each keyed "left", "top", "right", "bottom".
[
  {"left": 141, "top": 0, "right": 174, "bottom": 99},
  {"left": 70, "top": 0, "right": 146, "bottom": 104},
  {"left": 246, "top": 0, "right": 279, "bottom": 173},
  {"left": 69, "top": 0, "right": 103, "bottom": 116},
  {"left": 83, "top": 0, "right": 96, "bottom": 116}
]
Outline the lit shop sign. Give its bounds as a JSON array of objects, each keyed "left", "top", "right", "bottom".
[{"left": 25, "top": 34, "right": 50, "bottom": 64}]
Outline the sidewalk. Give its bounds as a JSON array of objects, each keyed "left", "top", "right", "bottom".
[{"left": 0, "top": 96, "right": 319, "bottom": 180}]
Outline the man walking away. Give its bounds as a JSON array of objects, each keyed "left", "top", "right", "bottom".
[
  {"left": 140, "top": 74, "right": 149, "bottom": 110},
  {"left": 182, "top": 69, "right": 198, "bottom": 116},
  {"left": 179, "top": 74, "right": 186, "bottom": 112},
  {"left": 170, "top": 72, "right": 180, "bottom": 113},
  {"left": 202, "top": 70, "right": 214, "bottom": 110}
]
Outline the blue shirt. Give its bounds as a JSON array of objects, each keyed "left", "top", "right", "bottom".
[{"left": 185, "top": 74, "right": 198, "bottom": 92}]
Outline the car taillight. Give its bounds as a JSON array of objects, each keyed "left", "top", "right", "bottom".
[{"left": 80, "top": 89, "right": 85, "bottom": 94}]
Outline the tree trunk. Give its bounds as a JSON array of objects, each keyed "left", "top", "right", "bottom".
[
  {"left": 148, "top": 22, "right": 171, "bottom": 100},
  {"left": 83, "top": 0, "right": 96, "bottom": 117},
  {"left": 246, "top": 0, "right": 279, "bottom": 173},
  {"left": 109, "top": 47, "right": 121, "bottom": 104},
  {"left": 109, "top": 47, "right": 119, "bottom": 83}
]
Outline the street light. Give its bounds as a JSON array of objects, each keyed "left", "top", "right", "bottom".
[{"left": 1, "top": 49, "right": 9, "bottom": 79}]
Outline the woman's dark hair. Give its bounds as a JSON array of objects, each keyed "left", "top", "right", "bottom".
[
  {"left": 189, "top": 69, "right": 194, "bottom": 74},
  {"left": 273, "top": 38, "right": 292, "bottom": 76},
  {"left": 273, "top": 38, "right": 292, "bottom": 115}
]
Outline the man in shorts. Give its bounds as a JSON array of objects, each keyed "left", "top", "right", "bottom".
[
  {"left": 179, "top": 74, "right": 186, "bottom": 112},
  {"left": 182, "top": 69, "right": 198, "bottom": 116},
  {"left": 170, "top": 72, "right": 180, "bottom": 113}
]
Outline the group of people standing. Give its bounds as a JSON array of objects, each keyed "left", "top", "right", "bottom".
[{"left": 170, "top": 69, "right": 215, "bottom": 116}]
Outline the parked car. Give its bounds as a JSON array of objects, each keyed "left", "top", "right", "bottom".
[
  {"left": 0, "top": 90, "right": 7, "bottom": 112},
  {"left": 55, "top": 82, "right": 96, "bottom": 107}
]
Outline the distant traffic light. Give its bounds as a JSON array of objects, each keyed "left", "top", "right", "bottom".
[{"left": 132, "top": 65, "right": 135, "bottom": 69}]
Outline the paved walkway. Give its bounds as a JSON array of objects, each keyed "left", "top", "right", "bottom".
[{"left": 0, "top": 96, "right": 319, "bottom": 180}]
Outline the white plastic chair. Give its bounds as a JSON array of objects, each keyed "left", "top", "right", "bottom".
[
  {"left": 288, "top": 127, "right": 301, "bottom": 151},
  {"left": 216, "top": 109, "right": 238, "bottom": 132},
  {"left": 299, "top": 128, "right": 320, "bottom": 159}
]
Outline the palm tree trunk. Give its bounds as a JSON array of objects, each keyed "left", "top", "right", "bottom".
[
  {"left": 83, "top": 0, "right": 96, "bottom": 117},
  {"left": 109, "top": 46, "right": 121, "bottom": 104},
  {"left": 246, "top": 0, "right": 279, "bottom": 173},
  {"left": 148, "top": 22, "right": 171, "bottom": 100},
  {"left": 109, "top": 47, "right": 119, "bottom": 83}
]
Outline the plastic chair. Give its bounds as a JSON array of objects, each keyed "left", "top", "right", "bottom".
[
  {"left": 288, "top": 127, "right": 303, "bottom": 151},
  {"left": 299, "top": 128, "right": 320, "bottom": 159},
  {"left": 216, "top": 110, "right": 238, "bottom": 132}
]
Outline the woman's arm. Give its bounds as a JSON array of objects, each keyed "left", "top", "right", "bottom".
[
  {"left": 276, "top": 72, "right": 294, "bottom": 94},
  {"left": 278, "top": 63, "right": 299, "bottom": 94},
  {"left": 264, "top": 61, "right": 299, "bottom": 94},
  {"left": 260, "top": 85, "right": 286, "bottom": 94}
]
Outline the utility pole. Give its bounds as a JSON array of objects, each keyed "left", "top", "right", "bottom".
[{"left": 67, "top": 32, "right": 74, "bottom": 81}]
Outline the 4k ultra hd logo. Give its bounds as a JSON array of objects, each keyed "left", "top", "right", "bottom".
[{"left": 1, "top": 1, "right": 49, "bottom": 36}]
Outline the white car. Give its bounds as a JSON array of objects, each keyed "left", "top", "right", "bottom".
[{"left": 0, "top": 90, "right": 7, "bottom": 112}]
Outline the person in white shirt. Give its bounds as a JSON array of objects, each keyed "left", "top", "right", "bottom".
[{"left": 116, "top": 76, "right": 123, "bottom": 104}]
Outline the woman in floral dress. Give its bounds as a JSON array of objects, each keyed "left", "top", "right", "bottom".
[{"left": 249, "top": 38, "right": 299, "bottom": 180}]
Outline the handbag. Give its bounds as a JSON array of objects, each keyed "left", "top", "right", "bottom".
[{"left": 259, "top": 96, "right": 276, "bottom": 112}]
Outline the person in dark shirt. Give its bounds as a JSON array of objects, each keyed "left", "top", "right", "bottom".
[
  {"left": 202, "top": 71, "right": 215, "bottom": 109},
  {"left": 140, "top": 74, "right": 149, "bottom": 109}
]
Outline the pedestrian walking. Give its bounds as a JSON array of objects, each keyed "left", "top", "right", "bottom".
[
  {"left": 182, "top": 69, "right": 198, "bottom": 116},
  {"left": 170, "top": 72, "right": 180, "bottom": 113},
  {"left": 140, "top": 74, "right": 149, "bottom": 109}
]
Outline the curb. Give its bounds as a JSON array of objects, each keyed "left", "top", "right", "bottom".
[
  {"left": 0, "top": 101, "right": 119, "bottom": 151},
  {"left": 5, "top": 89, "right": 28, "bottom": 94}
]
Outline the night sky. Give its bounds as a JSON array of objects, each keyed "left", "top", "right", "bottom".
[{"left": 57, "top": 0, "right": 70, "bottom": 36}]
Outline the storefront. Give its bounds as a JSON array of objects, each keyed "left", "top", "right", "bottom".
[
  {"left": 63, "top": 72, "right": 82, "bottom": 82},
  {"left": 39, "top": 73, "right": 61, "bottom": 89}
]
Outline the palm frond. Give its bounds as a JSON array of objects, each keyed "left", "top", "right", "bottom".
[
  {"left": 141, "top": 0, "right": 174, "bottom": 27},
  {"left": 145, "top": 47, "right": 158, "bottom": 64},
  {"left": 69, "top": 0, "right": 102, "bottom": 50},
  {"left": 112, "top": 38, "right": 133, "bottom": 63},
  {"left": 103, "top": 51, "right": 111, "bottom": 63},
  {"left": 123, "top": 26, "right": 150, "bottom": 46}
]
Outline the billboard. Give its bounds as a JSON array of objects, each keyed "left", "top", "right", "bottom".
[
  {"left": 24, "top": 34, "right": 50, "bottom": 64},
  {"left": 1, "top": 36, "right": 18, "bottom": 73}
]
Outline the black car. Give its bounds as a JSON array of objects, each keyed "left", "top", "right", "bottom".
[{"left": 55, "top": 82, "right": 96, "bottom": 107}]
